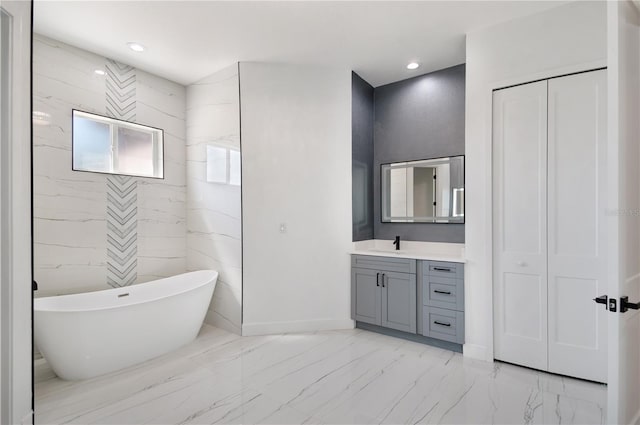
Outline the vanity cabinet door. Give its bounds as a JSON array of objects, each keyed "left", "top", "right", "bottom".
[
  {"left": 351, "top": 268, "right": 382, "bottom": 326},
  {"left": 381, "top": 271, "right": 417, "bottom": 333}
]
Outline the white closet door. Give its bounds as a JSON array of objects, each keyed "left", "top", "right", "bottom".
[
  {"left": 493, "top": 81, "right": 549, "bottom": 371},
  {"left": 547, "top": 70, "right": 608, "bottom": 383}
]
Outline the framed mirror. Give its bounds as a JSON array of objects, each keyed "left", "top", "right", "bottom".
[{"left": 381, "top": 155, "right": 464, "bottom": 223}]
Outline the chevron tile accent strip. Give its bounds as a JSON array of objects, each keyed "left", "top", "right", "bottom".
[
  {"left": 105, "top": 59, "right": 138, "bottom": 288},
  {"left": 106, "top": 175, "right": 137, "bottom": 287},
  {"left": 105, "top": 59, "right": 136, "bottom": 122}
]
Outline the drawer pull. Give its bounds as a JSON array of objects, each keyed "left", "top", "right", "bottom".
[
  {"left": 376, "top": 273, "right": 380, "bottom": 287},
  {"left": 434, "top": 290, "right": 452, "bottom": 295},
  {"left": 434, "top": 320, "right": 451, "bottom": 327},
  {"left": 432, "top": 267, "right": 452, "bottom": 272}
]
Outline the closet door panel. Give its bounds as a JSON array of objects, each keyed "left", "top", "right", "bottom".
[
  {"left": 547, "top": 70, "right": 608, "bottom": 383},
  {"left": 493, "top": 81, "right": 548, "bottom": 371}
]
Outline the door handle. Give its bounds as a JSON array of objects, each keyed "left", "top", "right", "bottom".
[
  {"left": 593, "top": 295, "right": 607, "bottom": 307},
  {"left": 621, "top": 296, "right": 640, "bottom": 313},
  {"left": 593, "top": 294, "right": 613, "bottom": 311},
  {"left": 376, "top": 273, "right": 380, "bottom": 287},
  {"left": 381, "top": 274, "right": 385, "bottom": 288}
]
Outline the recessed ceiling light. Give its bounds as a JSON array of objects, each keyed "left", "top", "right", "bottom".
[
  {"left": 407, "top": 62, "right": 420, "bottom": 70},
  {"left": 94, "top": 69, "right": 105, "bottom": 76},
  {"left": 127, "top": 42, "right": 145, "bottom": 52}
]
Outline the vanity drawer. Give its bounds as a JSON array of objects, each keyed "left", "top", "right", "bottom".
[
  {"left": 423, "top": 307, "right": 464, "bottom": 344},
  {"left": 351, "top": 255, "right": 416, "bottom": 274},
  {"left": 423, "top": 276, "right": 464, "bottom": 311},
  {"left": 424, "top": 261, "right": 463, "bottom": 279}
]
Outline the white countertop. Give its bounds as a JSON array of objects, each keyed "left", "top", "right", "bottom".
[{"left": 350, "top": 239, "right": 466, "bottom": 263}]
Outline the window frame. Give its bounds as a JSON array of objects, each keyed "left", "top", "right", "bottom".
[{"left": 71, "top": 109, "right": 165, "bottom": 179}]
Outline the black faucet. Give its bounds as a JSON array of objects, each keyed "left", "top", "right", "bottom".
[{"left": 393, "top": 236, "right": 400, "bottom": 250}]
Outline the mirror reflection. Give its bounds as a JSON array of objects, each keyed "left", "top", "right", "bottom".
[{"left": 381, "top": 156, "right": 464, "bottom": 223}]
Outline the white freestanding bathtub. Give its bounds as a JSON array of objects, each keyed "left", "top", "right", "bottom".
[{"left": 34, "top": 270, "right": 217, "bottom": 381}]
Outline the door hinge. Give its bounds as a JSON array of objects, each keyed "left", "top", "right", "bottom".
[{"left": 32, "top": 280, "right": 38, "bottom": 291}]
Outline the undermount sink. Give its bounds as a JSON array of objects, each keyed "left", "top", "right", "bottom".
[
  {"left": 367, "top": 248, "right": 406, "bottom": 255},
  {"left": 352, "top": 240, "right": 466, "bottom": 263}
]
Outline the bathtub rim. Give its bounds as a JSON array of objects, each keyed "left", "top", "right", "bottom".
[{"left": 34, "top": 270, "right": 218, "bottom": 313}]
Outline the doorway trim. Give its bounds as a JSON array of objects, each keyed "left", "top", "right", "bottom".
[{"left": 0, "top": 0, "right": 33, "bottom": 423}]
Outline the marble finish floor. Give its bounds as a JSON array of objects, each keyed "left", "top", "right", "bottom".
[{"left": 35, "top": 325, "right": 607, "bottom": 424}]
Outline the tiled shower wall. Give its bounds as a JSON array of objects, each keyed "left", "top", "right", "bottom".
[
  {"left": 33, "top": 35, "right": 187, "bottom": 296},
  {"left": 186, "top": 64, "right": 242, "bottom": 335}
]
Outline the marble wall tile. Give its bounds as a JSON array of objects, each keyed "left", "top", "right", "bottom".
[
  {"left": 33, "top": 34, "right": 187, "bottom": 296},
  {"left": 186, "top": 63, "right": 242, "bottom": 334}
]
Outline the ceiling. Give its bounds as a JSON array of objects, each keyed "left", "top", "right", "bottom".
[{"left": 34, "top": 1, "right": 568, "bottom": 87}]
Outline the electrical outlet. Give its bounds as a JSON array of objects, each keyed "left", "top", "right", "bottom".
[{"left": 279, "top": 223, "right": 287, "bottom": 233}]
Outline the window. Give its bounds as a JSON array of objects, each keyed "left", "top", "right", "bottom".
[
  {"left": 72, "top": 110, "right": 164, "bottom": 179},
  {"left": 206, "top": 145, "right": 240, "bottom": 186}
]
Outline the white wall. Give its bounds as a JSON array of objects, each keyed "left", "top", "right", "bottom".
[
  {"left": 464, "top": 1, "right": 607, "bottom": 361},
  {"left": 240, "top": 62, "right": 353, "bottom": 335},
  {"left": 186, "top": 64, "right": 242, "bottom": 334},
  {"left": 33, "top": 35, "right": 187, "bottom": 296}
]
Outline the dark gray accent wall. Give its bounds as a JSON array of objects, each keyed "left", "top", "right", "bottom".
[
  {"left": 373, "top": 64, "right": 465, "bottom": 242},
  {"left": 352, "top": 72, "right": 374, "bottom": 241}
]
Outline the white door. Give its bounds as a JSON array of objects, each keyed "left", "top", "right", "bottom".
[
  {"left": 0, "top": 1, "right": 33, "bottom": 423},
  {"left": 547, "top": 70, "right": 608, "bottom": 383},
  {"left": 607, "top": 1, "right": 640, "bottom": 423},
  {"left": 494, "top": 71, "right": 609, "bottom": 382},
  {"left": 493, "top": 81, "right": 549, "bottom": 371}
]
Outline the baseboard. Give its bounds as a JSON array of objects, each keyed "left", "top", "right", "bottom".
[
  {"left": 463, "top": 343, "right": 491, "bottom": 362},
  {"left": 356, "top": 322, "right": 462, "bottom": 353},
  {"left": 242, "top": 318, "right": 355, "bottom": 336}
]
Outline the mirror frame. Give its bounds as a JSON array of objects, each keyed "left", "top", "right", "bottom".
[{"left": 380, "top": 155, "right": 465, "bottom": 224}]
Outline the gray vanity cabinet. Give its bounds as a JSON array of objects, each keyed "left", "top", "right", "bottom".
[
  {"left": 381, "top": 271, "right": 417, "bottom": 333},
  {"left": 420, "top": 260, "right": 465, "bottom": 344},
  {"left": 351, "top": 255, "right": 417, "bottom": 333},
  {"left": 351, "top": 268, "right": 382, "bottom": 326}
]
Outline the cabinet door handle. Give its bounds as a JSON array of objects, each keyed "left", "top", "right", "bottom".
[
  {"left": 376, "top": 273, "right": 380, "bottom": 287},
  {"left": 381, "top": 274, "right": 385, "bottom": 288},
  {"left": 434, "top": 321, "right": 451, "bottom": 327},
  {"left": 434, "top": 290, "right": 452, "bottom": 295},
  {"left": 432, "top": 267, "right": 452, "bottom": 272}
]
